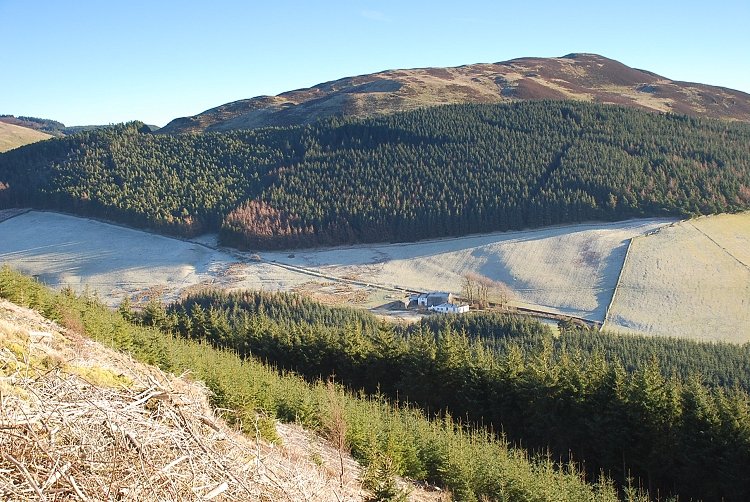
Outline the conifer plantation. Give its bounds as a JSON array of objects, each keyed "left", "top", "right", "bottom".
[
  {"left": 4, "top": 95, "right": 750, "bottom": 502},
  {"left": 2, "top": 101, "right": 750, "bottom": 249},
  {"left": 147, "top": 290, "right": 750, "bottom": 502},
  {"left": 5, "top": 2, "right": 750, "bottom": 500},
  {"left": 0, "top": 267, "right": 650, "bottom": 502},
  {"left": 10, "top": 276, "right": 733, "bottom": 501},
  {"left": 4, "top": 269, "right": 750, "bottom": 500}
]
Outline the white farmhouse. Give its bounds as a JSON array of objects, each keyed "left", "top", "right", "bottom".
[
  {"left": 428, "top": 302, "right": 470, "bottom": 314},
  {"left": 409, "top": 292, "right": 453, "bottom": 308}
]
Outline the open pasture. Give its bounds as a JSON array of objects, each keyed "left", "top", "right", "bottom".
[
  {"left": 605, "top": 213, "right": 750, "bottom": 342},
  {"left": 0, "top": 212, "right": 310, "bottom": 306},
  {"left": 263, "top": 219, "right": 673, "bottom": 321}
]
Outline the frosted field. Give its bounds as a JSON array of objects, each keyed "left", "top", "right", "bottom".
[
  {"left": 2, "top": 210, "right": 747, "bottom": 340},
  {"left": 263, "top": 219, "right": 673, "bottom": 321},
  {"left": 0, "top": 211, "right": 705, "bottom": 330},
  {"left": 0, "top": 212, "right": 312, "bottom": 306},
  {"left": 605, "top": 213, "right": 750, "bottom": 343}
]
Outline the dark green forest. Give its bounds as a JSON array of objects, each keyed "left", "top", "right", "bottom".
[
  {"left": 1, "top": 267, "right": 651, "bottom": 502},
  {"left": 129, "top": 288, "right": 750, "bottom": 502},
  {"left": 2, "top": 101, "right": 750, "bottom": 249},
  {"left": 4, "top": 268, "right": 750, "bottom": 500}
]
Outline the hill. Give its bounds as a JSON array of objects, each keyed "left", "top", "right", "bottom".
[
  {"left": 0, "top": 122, "right": 52, "bottom": 152},
  {"left": 3, "top": 267, "right": 659, "bottom": 502},
  {"left": 0, "top": 115, "right": 67, "bottom": 136},
  {"left": 7, "top": 266, "right": 750, "bottom": 500},
  {"left": 0, "top": 295, "right": 449, "bottom": 501},
  {"left": 2, "top": 101, "right": 750, "bottom": 250},
  {"left": 159, "top": 53, "right": 750, "bottom": 134},
  {"left": 0, "top": 114, "right": 155, "bottom": 138}
]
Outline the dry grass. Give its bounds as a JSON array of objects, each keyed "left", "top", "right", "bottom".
[
  {"left": 598, "top": 84, "right": 674, "bottom": 112},
  {"left": 291, "top": 281, "right": 371, "bottom": 306},
  {"left": 0, "top": 122, "right": 52, "bottom": 152}
]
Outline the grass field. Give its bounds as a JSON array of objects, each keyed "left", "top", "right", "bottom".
[
  {"left": 604, "top": 213, "right": 750, "bottom": 342},
  {"left": 0, "top": 212, "right": 673, "bottom": 324},
  {"left": 263, "top": 219, "right": 672, "bottom": 321},
  {"left": 0, "top": 211, "right": 314, "bottom": 306},
  {"left": 0, "top": 122, "right": 52, "bottom": 152}
]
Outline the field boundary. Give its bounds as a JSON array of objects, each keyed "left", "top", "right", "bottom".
[
  {"left": 0, "top": 208, "right": 31, "bottom": 223},
  {"left": 688, "top": 221, "right": 750, "bottom": 271},
  {"left": 601, "top": 237, "right": 634, "bottom": 331}
]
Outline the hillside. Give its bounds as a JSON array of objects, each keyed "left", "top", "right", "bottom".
[
  {"left": 0, "top": 115, "right": 146, "bottom": 138},
  {"left": 5, "top": 263, "right": 750, "bottom": 500},
  {"left": 604, "top": 212, "right": 750, "bottom": 341},
  {"left": 2, "top": 101, "right": 750, "bottom": 250},
  {"left": 0, "top": 115, "right": 66, "bottom": 136},
  {"left": 4, "top": 267, "right": 664, "bottom": 502},
  {"left": 159, "top": 53, "right": 750, "bottom": 134},
  {"left": 0, "top": 296, "right": 447, "bottom": 501},
  {"left": 0, "top": 211, "right": 672, "bottom": 329},
  {"left": 0, "top": 122, "right": 52, "bottom": 152}
]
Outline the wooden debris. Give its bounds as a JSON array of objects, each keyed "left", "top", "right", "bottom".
[{"left": 0, "top": 305, "right": 373, "bottom": 502}]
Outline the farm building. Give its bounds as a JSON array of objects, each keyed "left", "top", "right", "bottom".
[
  {"left": 409, "top": 292, "right": 453, "bottom": 307},
  {"left": 391, "top": 297, "right": 410, "bottom": 309},
  {"left": 429, "top": 302, "right": 470, "bottom": 314}
]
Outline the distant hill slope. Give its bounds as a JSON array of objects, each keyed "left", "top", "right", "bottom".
[
  {"left": 160, "top": 53, "right": 750, "bottom": 134},
  {"left": 0, "top": 122, "right": 52, "bottom": 152},
  {"left": 0, "top": 115, "right": 156, "bottom": 137},
  {"left": 0, "top": 115, "right": 68, "bottom": 136},
  {"left": 3, "top": 101, "right": 750, "bottom": 250}
]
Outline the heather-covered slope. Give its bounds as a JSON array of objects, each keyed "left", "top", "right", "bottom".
[{"left": 160, "top": 54, "right": 750, "bottom": 134}]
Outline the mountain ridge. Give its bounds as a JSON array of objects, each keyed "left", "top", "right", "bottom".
[{"left": 159, "top": 53, "right": 750, "bottom": 134}]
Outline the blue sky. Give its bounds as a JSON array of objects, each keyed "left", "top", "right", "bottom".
[{"left": 1, "top": 0, "right": 748, "bottom": 126}]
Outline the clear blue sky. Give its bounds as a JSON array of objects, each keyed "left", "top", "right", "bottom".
[{"left": 2, "top": 0, "right": 748, "bottom": 127}]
